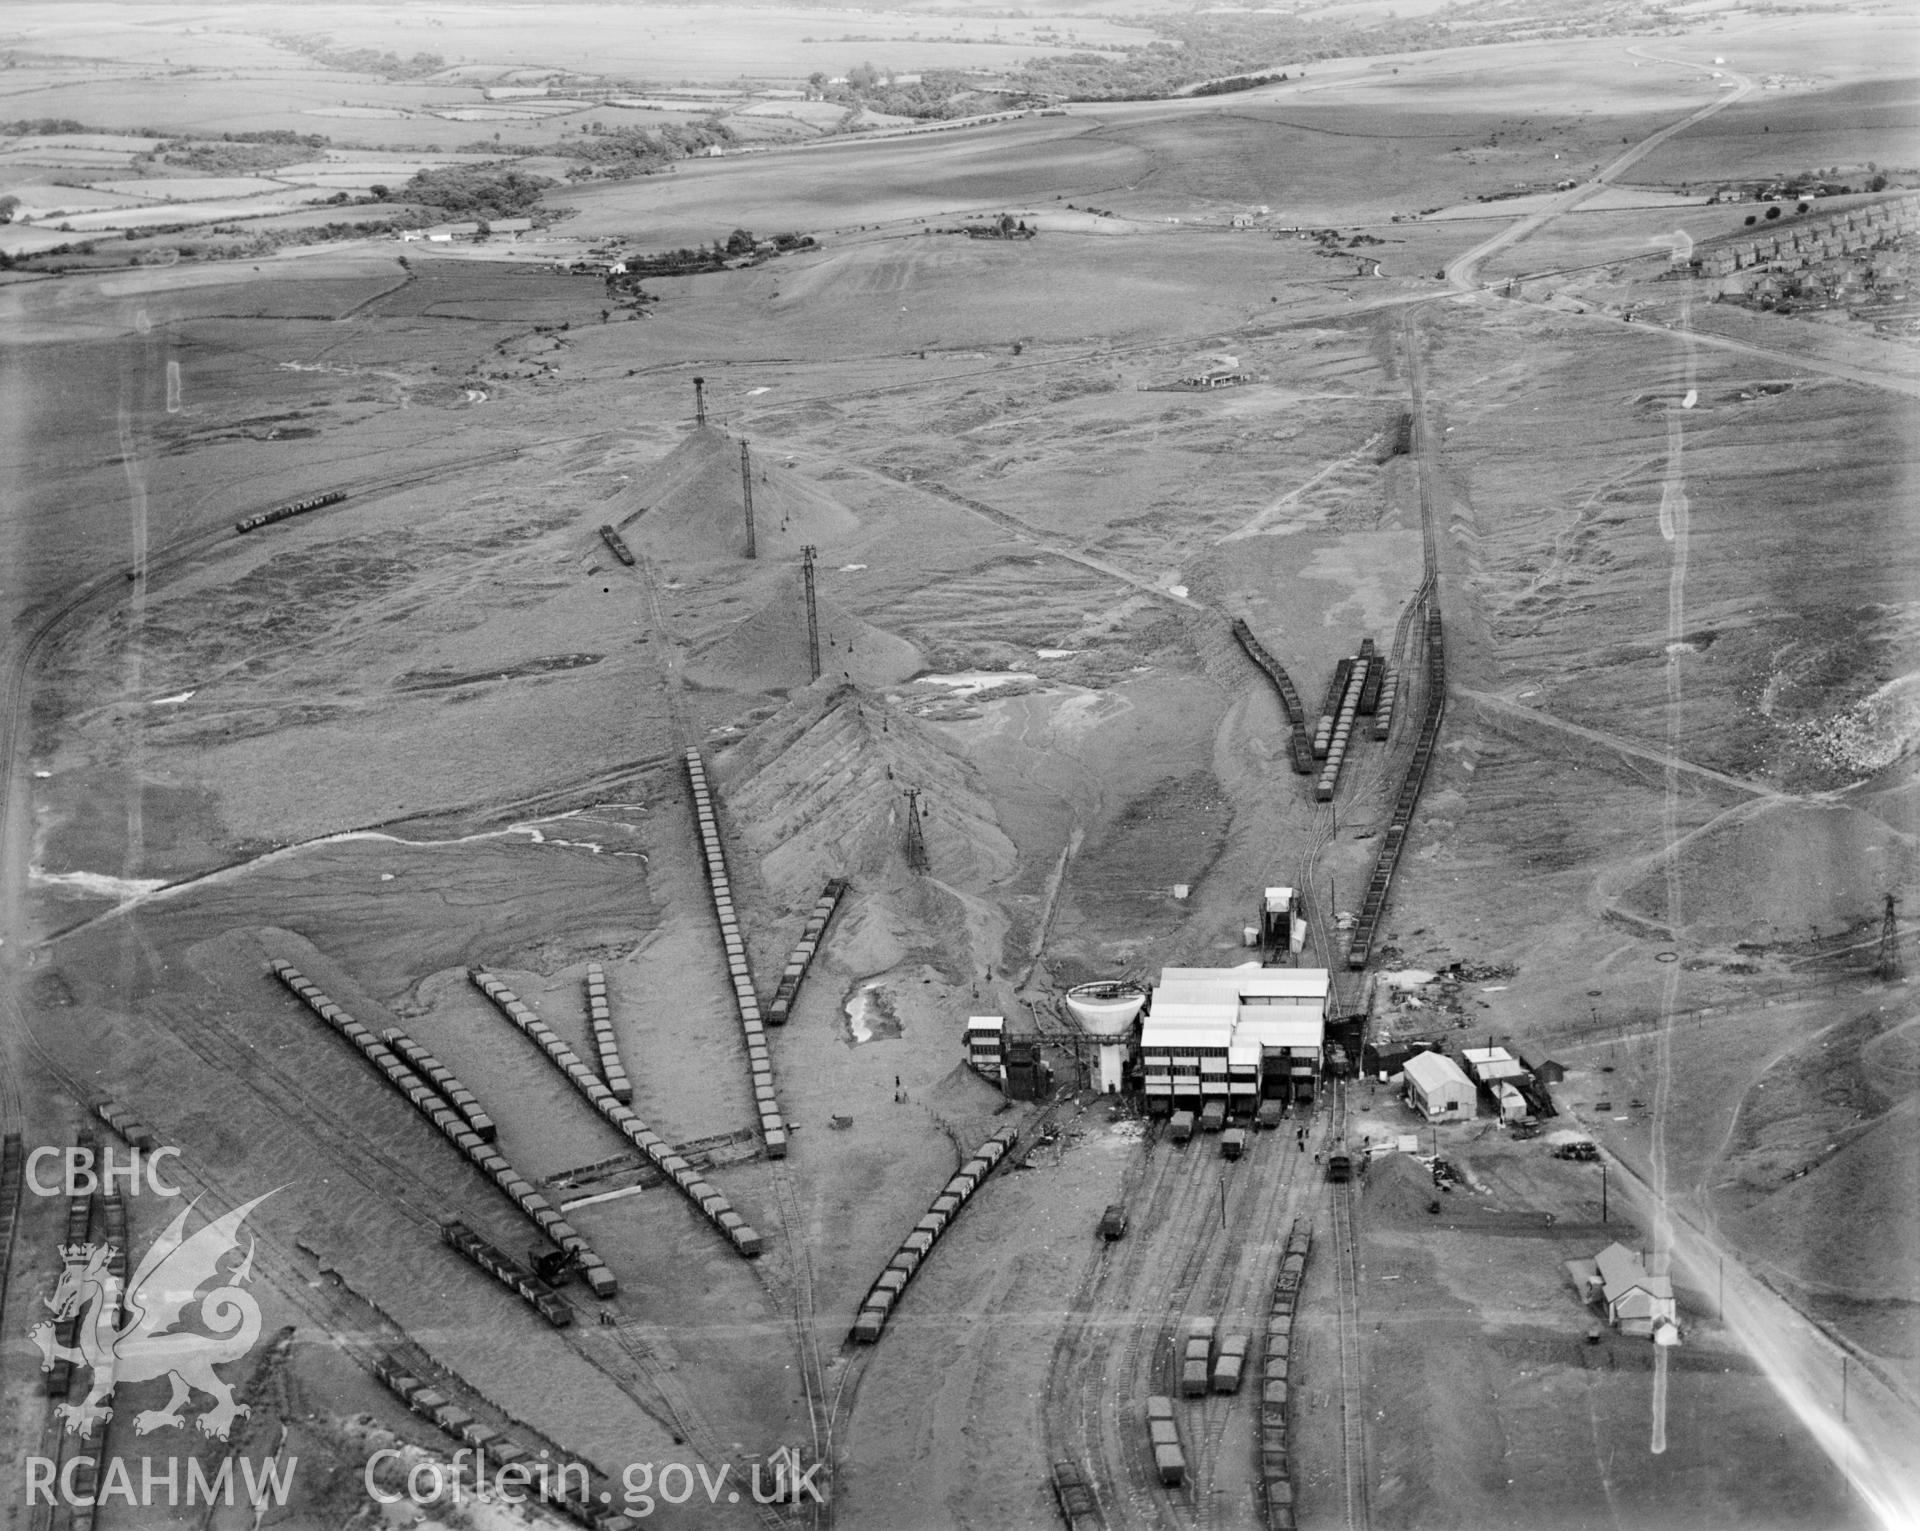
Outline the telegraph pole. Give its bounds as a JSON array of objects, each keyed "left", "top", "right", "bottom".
[
  {"left": 693, "top": 375, "right": 707, "bottom": 426},
  {"left": 739, "top": 441, "right": 757, "bottom": 559},
  {"left": 802, "top": 544, "right": 821, "bottom": 681}
]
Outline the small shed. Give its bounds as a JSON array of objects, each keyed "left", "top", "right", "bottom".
[
  {"left": 1462, "top": 1046, "right": 1528, "bottom": 1086},
  {"left": 1403, "top": 1051, "right": 1474, "bottom": 1121}
]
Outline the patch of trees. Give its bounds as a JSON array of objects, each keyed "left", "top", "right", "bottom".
[
  {"left": 2, "top": 118, "right": 93, "bottom": 136},
  {"left": 561, "top": 119, "right": 736, "bottom": 181},
  {"left": 956, "top": 214, "right": 1035, "bottom": 240},
  {"left": 273, "top": 33, "right": 446, "bottom": 78},
  {"left": 156, "top": 132, "right": 329, "bottom": 174},
  {"left": 400, "top": 165, "right": 554, "bottom": 218},
  {"left": 812, "top": 65, "right": 989, "bottom": 121},
  {"left": 615, "top": 228, "right": 815, "bottom": 277},
  {"left": 1191, "top": 70, "right": 1290, "bottom": 97}
]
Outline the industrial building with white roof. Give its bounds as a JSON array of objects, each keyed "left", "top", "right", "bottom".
[{"left": 1139, "top": 964, "right": 1331, "bottom": 1109}]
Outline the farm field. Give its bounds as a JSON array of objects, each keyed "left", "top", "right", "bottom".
[{"left": 0, "top": 6, "right": 1916, "bottom": 1531}]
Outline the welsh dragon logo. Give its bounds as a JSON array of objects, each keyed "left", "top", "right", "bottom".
[{"left": 29, "top": 1191, "right": 274, "bottom": 1441}]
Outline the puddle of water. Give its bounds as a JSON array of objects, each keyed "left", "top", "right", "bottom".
[
  {"left": 916, "top": 670, "right": 1036, "bottom": 696},
  {"left": 843, "top": 982, "right": 902, "bottom": 1044},
  {"left": 32, "top": 869, "right": 169, "bottom": 900}
]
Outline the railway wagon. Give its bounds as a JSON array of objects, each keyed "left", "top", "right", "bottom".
[
  {"left": 1050, "top": 1460, "right": 1101, "bottom": 1530},
  {"left": 1181, "top": 1356, "right": 1211, "bottom": 1397},
  {"left": 1213, "top": 1333, "right": 1250, "bottom": 1393},
  {"left": 439, "top": 1216, "right": 575, "bottom": 1328},
  {"left": 598, "top": 524, "right": 636, "bottom": 565},
  {"left": 1170, "top": 1109, "right": 1196, "bottom": 1145}
]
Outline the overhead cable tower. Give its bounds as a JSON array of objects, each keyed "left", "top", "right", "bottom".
[
  {"left": 1876, "top": 892, "right": 1902, "bottom": 980},
  {"left": 903, "top": 788, "right": 930, "bottom": 874},
  {"left": 693, "top": 376, "right": 707, "bottom": 426}
]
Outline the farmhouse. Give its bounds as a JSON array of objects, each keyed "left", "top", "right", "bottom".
[{"left": 1569, "top": 1242, "right": 1679, "bottom": 1338}]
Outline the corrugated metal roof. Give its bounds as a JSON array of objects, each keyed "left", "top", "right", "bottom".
[
  {"left": 1146, "top": 1000, "right": 1236, "bottom": 1029},
  {"left": 1594, "top": 1242, "right": 1673, "bottom": 1302},
  {"left": 1235, "top": 1011, "right": 1324, "bottom": 1050},
  {"left": 1156, "top": 966, "right": 1330, "bottom": 1005},
  {"left": 1403, "top": 1051, "right": 1473, "bottom": 1092},
  {"left": 1140, "top": 1021, "right": 1233, "bottom": 1050}
]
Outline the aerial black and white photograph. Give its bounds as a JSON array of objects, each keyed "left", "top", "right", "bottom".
[{"left": 0, "top": 0, "right": 1915, "bottom": 1527}]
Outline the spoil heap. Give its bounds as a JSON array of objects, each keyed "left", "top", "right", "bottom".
[
  {"left": 689, "top": 569, "right": 923, "bottom": 694},
  {"left": 603, "top": 425, "right": 859, "bottom": 560},
  {"left": 715, "top": 684, "right": 1015, "bottom": 896},
  {"left": 1616, "top": 798, "right": 1917, "bottom": 943}
]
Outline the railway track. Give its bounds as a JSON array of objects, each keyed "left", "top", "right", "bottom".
[
  {"left": 1326, "top": 1085, "right": 1372, "bottom": 1531},
  {"left": 1345, "top": 315, "right": 1448, "bottom": 973},
  {"left": 1184, "top": 1113, "right": 1321, "bottom": 1531},
  {"left": 1039, "top": 1121, "right": 1193, "bottom": 1528},
  {"left": 1041, "top": 1102, "right": 1326, "bottom": 1531},
  {"left": 762, "top": 1164, "right": 833, "bottom": 1529}
]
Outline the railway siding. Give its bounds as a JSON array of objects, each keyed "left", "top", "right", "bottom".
[
  {"left": 683, "top": 748, "right": 788, "bottom": 1156},
  {"left": 468, "top": 967, "right": 762, "bottom": 1259},
  {"left": 271, "top": 959, "right": 617, "bottom": 1295},
  {"left": 1232, "top": 617, "right": 1316, "bottom": 775},
  {"left": 849, "top": 1124, "right": 1020, "bottom": 1344}
]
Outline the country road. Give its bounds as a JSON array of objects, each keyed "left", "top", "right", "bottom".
[{"left": 1445, "top": 49, "right": 1755, "bottom": 291}]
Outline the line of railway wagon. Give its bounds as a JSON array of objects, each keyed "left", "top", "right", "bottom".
[
  {"left": 1347, "top": 605, "right": 1446, "bottom": 968},
  {"left": 43, "top": 1129, "right": 95, "bottom": 1397},
  {"left": 50, "top": 1132, "right": 106, "bottom": 1530},
  {"left": 583, "top": 963, "right": 632, "bottom": 1102},
  {"left": 1315, "top": 643, "right": 1373, "bottom": 802},
  {"left": 385, "top": 1029, "right": 497, "bottom": 1142},
  {"left": 0, "top": 1133, "right": 23, "bottom": 1323},
  {"left": 682, "top": 748, "right": 788, "bottom": 1156},
  {"left": 86, "top": 1096, "right": 160, "bottom": 1152},
  {"left": 372, "top": 1355, "right": 640, "bottom": 1531},
  {"left": 234, "top": 489, "right": 346, "bottom": 534},
  {"left": 1261, "top": 1222, "right": 1312, "bottom": 1531},
  {"left": 1230, "top": 618, "right": 1316, "bottom": 774},
  {"left": 597, "top": 524, "right": 636, "bottom": 565},
  {"left": 469, "top": 967, "right": 763, "bottom": 1258},
  {"left": 438, "top": 1216, "right": 575, "bottom": 1328},
  {"left": 1146, "top": 1393, "right": 1187, "bottom": 1486},
  {"left": 849, "top": 1123, "right": 1020, "bottom": 1343},
  {"left": 768, "top": 878, "right": 849, "bottom": 1025},
  {"left": 270, "top": 959, "right": 619, "bottom": 1296}
]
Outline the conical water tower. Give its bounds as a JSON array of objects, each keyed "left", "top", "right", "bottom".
[{"left": 1065, "top": 981, "right": 1147, "bottom": 1093}]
